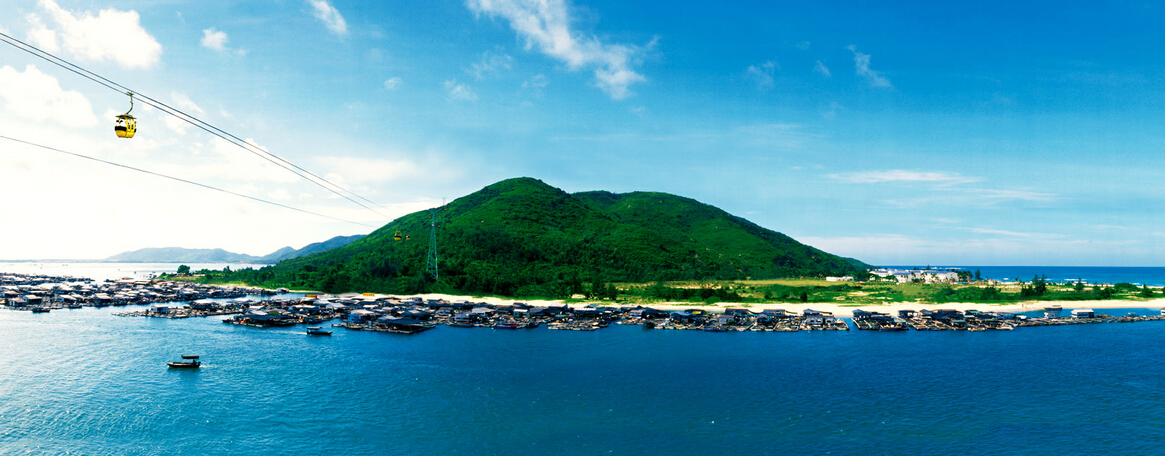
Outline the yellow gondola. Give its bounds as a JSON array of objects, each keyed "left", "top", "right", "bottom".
[
  {"left": 114, "top": 92, "right": 136, "bottom": 138},
  {"left": 394, "top": 230, "right": 403, "bottom": 241}
]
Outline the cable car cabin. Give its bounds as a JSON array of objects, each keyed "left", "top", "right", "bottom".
[
  {"left": 114, "top": 92, "right": 137, "bottom": 138},
  {"left": 115, "top": 114, "right": 136, "bottom": 138},
  {"left": 394, "top": 230, "right": 403, "bottom": 241}
]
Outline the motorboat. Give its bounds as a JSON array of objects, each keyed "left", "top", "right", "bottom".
[{"left": 167, "top": 355, "right": 201, "bottom": 369}]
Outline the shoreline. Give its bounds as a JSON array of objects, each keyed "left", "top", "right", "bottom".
[{"left": 399, "top": 293, "right": 1165, "bottom": 317}]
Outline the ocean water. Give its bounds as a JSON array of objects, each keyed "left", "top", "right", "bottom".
[{"left": 3, "top": 304, "right": 1165, "bottom": 455}]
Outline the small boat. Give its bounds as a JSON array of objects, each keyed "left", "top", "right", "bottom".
[
  {"left": 30, "top": 307, "right": 50, "bottom": 313},
  {"left": 167, "top": 355, "right": 201, "bottom": 369},
  {"left": 306, "top": 326, "right": 332, "bottom": 336},
  {"left": 493, "top": 321, "right": 519, "bottom": 330}
]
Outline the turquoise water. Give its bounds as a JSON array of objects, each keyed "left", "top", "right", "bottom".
[{"left": 3, "top": 304, "right": 1165, "bottom": 455}]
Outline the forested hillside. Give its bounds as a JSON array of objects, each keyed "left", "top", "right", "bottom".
[{"left": 205, "top": 178, "right": 868, "bottom": 297}]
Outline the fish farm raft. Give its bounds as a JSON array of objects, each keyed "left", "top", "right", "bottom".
[{"left": 4, "top": 273, "right": 1165, "bottom": 334}]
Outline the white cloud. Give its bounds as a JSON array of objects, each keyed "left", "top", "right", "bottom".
[
  {"left": 316, "top": 156, "right": 419, "bottom": 185},
  {"left": 828, "top": 170, "right": 978, "bottom": 185},
  {"left": 26, "top": 0, "right": 162, "bottom": 69},
  {"left": 466, "top": 0, "right": 647, "bottom": 100},
  {"left": 307, "top": 0, "right": 347, "bottom": 36},
  {"left": 267, "top": 188, "right": 292, "bottom": 200},
  {"left": 200, "top": 28, "right": 228, "bottom": 51},
  {"left": 24, "top": 14, "right": 58, "bottom": 53},
  {"left": 175, "top": 136, "right": 300, "bottom": 185},
  {"left": 467, "top": 50, "right": 513, "bottom": 78},
  {"left": 973, "top": 188, "right": 1055, "bottom": 202},
  {"left": 0, "top": 64, "right": 97, "bottom": 128},
  {"left": 170, "top": 92, "right": 205, "bottom": 115},
  {"left": 964, "top": 227, "right": 1060, "bottom": 238},
  {"left": 814, "top": 60, "right": 831, "bottom": 77},
  {"left": 383, "top": 77, "right": 403, "bottom": 90},
  {"left": 746, "top": 61, "right": 776, "bottom": 89},
  {"left": 444, "top": 79, "right": 478, "bottom": 102},
  {"left": 163, "top": 92, "right": 205, "bottom": 134},
  {"left": 846, "top": 45, "right": 891, "bottom": 88}
]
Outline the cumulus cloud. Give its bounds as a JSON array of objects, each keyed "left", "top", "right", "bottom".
[
  {"left": 383, "top": 77, "right": 403, "bottom": 90},
  {"left": 444, "top": 79, "right": 478, "bottom": 101},
  {"left": 200, "top": 28, "right": 228, "bottom": 51},
  {"left": 199, "top": 27, "right": 244, "bottom": 55},
  {"left": 466, "top": 0, "right": 647, "bottom": 100},
  {"left": 307, "top": 0, "right": 347, "bottom": 36},
  {"left": 847, "top": 45, "right": 891, "bottom": 88},
  {"left": 26, "top": 0, "right": 162, "bottom": 69},
  {"left": 746, "top": 61, "right": 776, "bottom": 89},
  {"left": 0, "top": 64, "right": 97, "bottom": 128}
]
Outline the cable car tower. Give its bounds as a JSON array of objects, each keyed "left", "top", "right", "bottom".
[{"left": 424, "top": 202, "right": 446, "bottom": 280}]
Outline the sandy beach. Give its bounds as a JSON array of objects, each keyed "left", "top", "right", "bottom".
[{"left": 402, "top": 293, "right": 1165, "bottom": 317}]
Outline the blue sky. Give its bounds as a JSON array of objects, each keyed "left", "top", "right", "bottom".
[{"left": 1, "top": 0, "right": 1163, "bottom": 266}]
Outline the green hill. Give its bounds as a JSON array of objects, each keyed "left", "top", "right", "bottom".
[{"left": 218, "top": 177, "right": 869, "bottom": 297}]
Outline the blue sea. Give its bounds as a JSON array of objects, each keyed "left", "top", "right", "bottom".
[{"left": 3, "top": 303, "right": 1165, "bottom": 455}]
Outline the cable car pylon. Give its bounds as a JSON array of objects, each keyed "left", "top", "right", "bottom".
[{"left": 424, "top": 202, "right": 446, "bottom": 280}]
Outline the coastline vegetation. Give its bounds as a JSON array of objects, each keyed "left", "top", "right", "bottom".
[{"left": 169, "top": 265, "right": 1160, "bottom": 306}]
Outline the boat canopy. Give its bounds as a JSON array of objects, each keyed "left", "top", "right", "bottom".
[{"left": 181, "top": 355, "right": 200, "bottom": 359}]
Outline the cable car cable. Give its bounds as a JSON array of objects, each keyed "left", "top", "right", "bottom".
[
  {"left": 0, "top": 32, "right": 389, "bottom": 218},
  {"left": 0, "top": 32, "right": 392, "bottom": 218},
  {"left": 0, "top": 134, "right": 376, "bottom": 228}
]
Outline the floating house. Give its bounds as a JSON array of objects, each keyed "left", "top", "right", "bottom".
[
  {"left": 669, "top": 311, "right": 699, "bottom": 324},
  {"left": 1071, "top": 309, "right": 1095, "bottom": 319},
  {"left": 629, "top": 307, "right": 668, "bottom": 320},
  {"left": 803, "top": 309, "right": 838, "bottom": 326}
]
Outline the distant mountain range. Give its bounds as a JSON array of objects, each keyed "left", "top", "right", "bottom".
[{"left": 105, "top": 235, "right": 365, "bottom": 264}]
